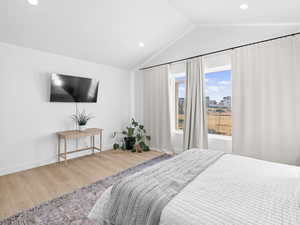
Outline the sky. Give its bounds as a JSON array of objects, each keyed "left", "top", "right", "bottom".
[{"left": 177, "top": 70, "right": 232, "bottom": 101}]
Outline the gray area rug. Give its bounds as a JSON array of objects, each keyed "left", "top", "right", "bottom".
[{"left": 0, "top": 154, "right": 172, "bottom": 225}]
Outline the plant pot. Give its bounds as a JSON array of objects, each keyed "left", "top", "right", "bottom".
[
  {"left": 135, "top": 144, "right": 143, "bottom": 153},
  {"left": 78, "top": 125, "right": 87, "bottom": 131},
  {"left": 124, "top": 137, "right": 136, "bottom": 150}
]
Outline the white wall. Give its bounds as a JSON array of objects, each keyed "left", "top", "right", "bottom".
[
  {"left": 0, "top": 43, "right": 131, "bottom": 176},
  {"left": 134, "top": 25, "right": 300, "bottom": 153}
]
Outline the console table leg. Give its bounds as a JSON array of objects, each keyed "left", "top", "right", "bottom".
[
  {"left": 100, "top": 131, "right": 102, "bottom": 153},
  {"left": 93, "top": 136, "right": 95, "bottom": 154},
  {"left": 90, "top": 136, "right": 93, "bottom": 154},
  {"left": 58, "top": 137, "right": 61, "bottom": 163},
  {"left": 64, "top": 138, "right": 67, "bottom": 165}
]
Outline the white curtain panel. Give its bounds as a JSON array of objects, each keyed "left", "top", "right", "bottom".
[
  {"left": 143, "top": 65, "right": 173, "bottom": 153},
  {"left": 232, "top": 35, "right": 300, "bottom": 165},
  {"left": 183, "top": 57, "right": 208, "bottom": 150}
]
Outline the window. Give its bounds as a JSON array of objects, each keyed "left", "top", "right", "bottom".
[
  {"left": 171, "top": 62, "right": 186, "bottom": 131},
  {"left": 171, "top": 61, "right": 232, "bottom": 136},
  {"left": 175, "top": 77, "right": 185, "bottom": 130},
  {"left": 204, "top": 70, "right": 232, "bottom": 136}
]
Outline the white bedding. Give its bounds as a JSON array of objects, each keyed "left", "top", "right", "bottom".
[
  {"left": 160, "top": 154, "right": 300, "bottom": 225},
  {"left": 90, "top": 153, "right": 300, "bottom": 225}
]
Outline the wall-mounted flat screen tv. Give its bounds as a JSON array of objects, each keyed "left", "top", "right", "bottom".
[{"left": 50, "top": 74, "right": 99, "bottom": 102}]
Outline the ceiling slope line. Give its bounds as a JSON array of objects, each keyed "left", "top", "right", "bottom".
[
  {"left": 190, "top": 23, "right": 300, "bottom": 27},
  {"left": 131, "top": 24, "right": 196, "bottom": 71}
]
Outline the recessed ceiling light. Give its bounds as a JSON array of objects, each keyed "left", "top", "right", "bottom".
[
  {"left": 139, "top": 42, "right": 145, "bottom": 48},
  {"left": 27, "top": 0, "right": 39, "bottom": 6},
  {"left": 240, "top": 3, "right": 248, "bottom": 10}
]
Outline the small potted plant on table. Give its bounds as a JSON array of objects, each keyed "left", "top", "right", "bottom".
[{"left": 72, "top": 110, "right": 94, "bottom": 131}]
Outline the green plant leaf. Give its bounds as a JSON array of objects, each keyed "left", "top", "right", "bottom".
[
  {"left": 132, "top": 118, "right": 139, "bottom": 127},
  {"left": 113, "top": 143, "right": 119, "bottom": 150},
  {"left": 71, "top": 109, "right": 94, "bottom": 126},
  {"left": 121, "top": 143, "right": 126, "bottom": 150},
  {"left": 143, "top": 145, "right": 150, "bottom": 151},
  {"left": 136, "top": 134, "right": 142, "bottom": 141}
]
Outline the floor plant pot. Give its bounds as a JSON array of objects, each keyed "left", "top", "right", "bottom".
[
  {"left": 135, "top": 144, "right": 143, "bottom": 153},
  {"left": 124, "top": 137, "right": 136, "bottom": 150}
]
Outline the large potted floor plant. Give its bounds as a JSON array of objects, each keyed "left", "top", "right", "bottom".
[
  {"left": 113, "top": 118, "right": 151, "bottom": 152},
  {"left": 123, "top": 126, "right": 136, "bottom": 150}
]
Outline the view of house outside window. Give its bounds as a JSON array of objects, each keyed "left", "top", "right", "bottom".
[
  {"left": 205, "top": 70, "right": 232, "bottom": 136},
  {"left": 175, "top": 76, "right": 185, "bottom": 130},
  {"left": 174, "top": 70, "right": 232, "bottom": 136}
]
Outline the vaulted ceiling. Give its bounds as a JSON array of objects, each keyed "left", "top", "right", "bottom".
[
  {"left": 0, "top": 0, "right": 299, "bottom": 70},
  {"left": 169, "top": 0, "right": 300, "bottom": 25},
  {"left": 0, "top": 0, "right": 192, "bottom": 69}
]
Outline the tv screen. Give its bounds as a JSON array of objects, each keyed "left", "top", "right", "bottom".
[{"left": 50, "top": 74, "right": 99, "bottom": 102}]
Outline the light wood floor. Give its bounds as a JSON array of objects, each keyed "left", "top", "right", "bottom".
[{"left": 0, "top": 150, "right": 163, "bottom": 220}]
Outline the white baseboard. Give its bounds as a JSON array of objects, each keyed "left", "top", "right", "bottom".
[
  {"left": 149, "top": 146, "right": 177, "bottom": 154},
  {"left": 0, "top": 145, "right": 112, "bottom": 176}
]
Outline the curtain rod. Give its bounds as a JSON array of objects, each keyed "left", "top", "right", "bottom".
[{"left": 140, "top": 31, "right": 300, "bottom": 71}]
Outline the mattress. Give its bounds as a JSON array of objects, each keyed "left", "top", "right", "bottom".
[{"left": 90, "top": 153, "right": 300, "bottom": 225}]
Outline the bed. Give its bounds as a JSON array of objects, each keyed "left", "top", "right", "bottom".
[{"left": 89, "top": 149, "right": 300, "bottom": 225}]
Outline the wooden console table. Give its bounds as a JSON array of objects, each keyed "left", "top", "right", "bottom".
[{"left": 56, "top": 128, "right": 103, "bottom": 164}]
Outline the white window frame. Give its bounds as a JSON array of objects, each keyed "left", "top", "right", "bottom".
[
  {"left": 204, "top": 65, "right": 232, "bottom": 139},
  {"left": 175, "top": 78, "right": 185, "bottom": 131},
  {"left": 171, "top": 65, "right": 232, "bottom": 140}
]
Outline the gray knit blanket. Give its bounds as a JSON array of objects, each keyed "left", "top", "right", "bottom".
[{"left": 101, "top": 149, "right": 224, "bottom": 225}]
